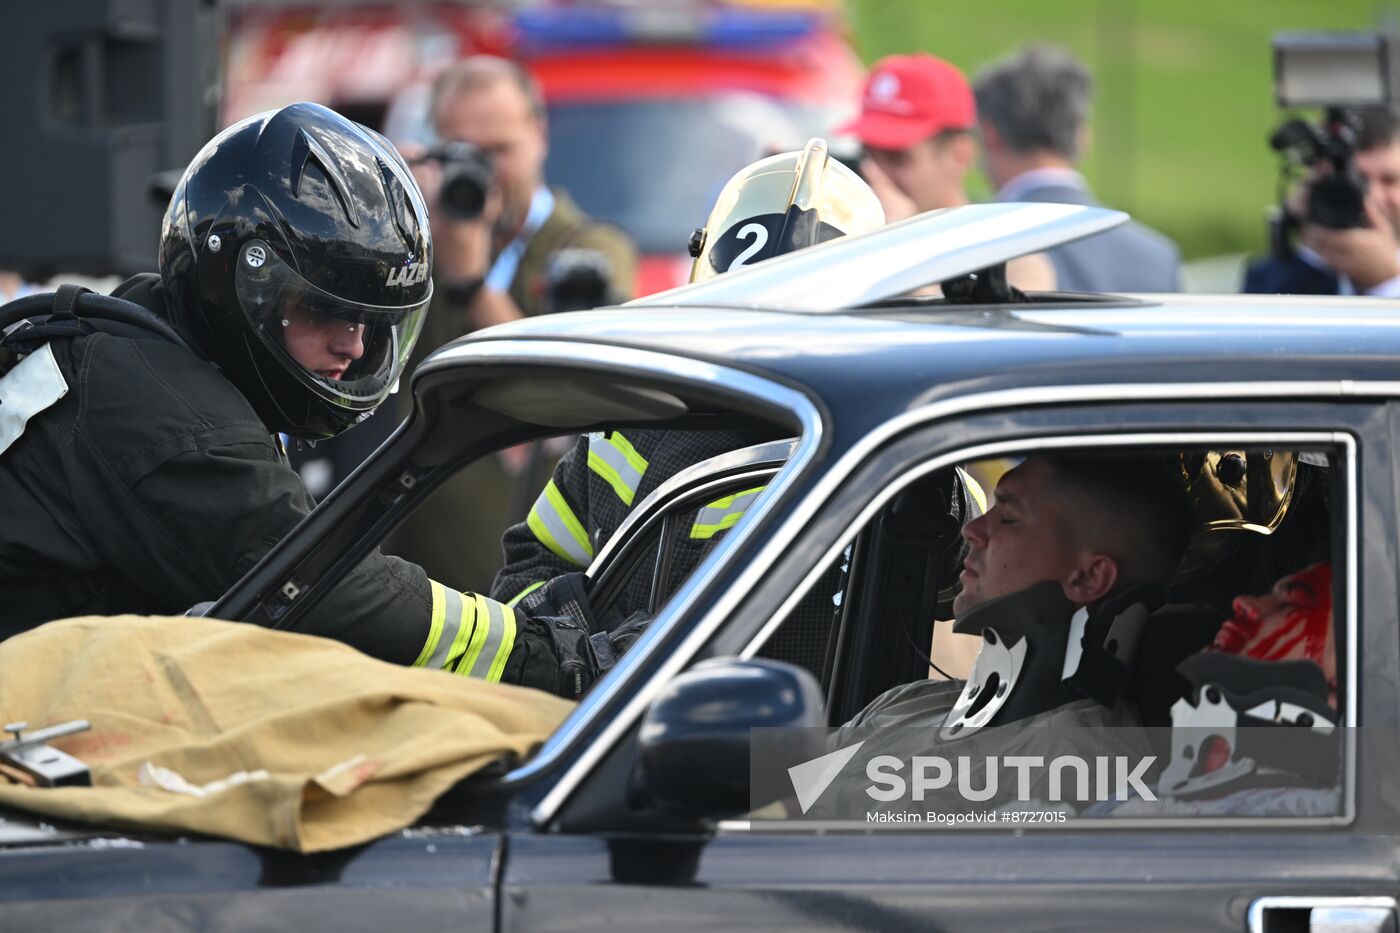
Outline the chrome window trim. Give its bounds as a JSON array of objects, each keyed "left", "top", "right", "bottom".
[
  {"left": 720, "top": 429, "right": 1356, "bottom": 833},
  {"left": 435, "top": 342, "right": 826, "bottom": 787},
  {"left": 587, "top": 466, "right": 785, "bottom": 613},
  {"left": 529, "top": 377, "right": 1380, "bottom": 829},
  {"left": 588, "top": 438, "right": 797, "bottom": 574}
]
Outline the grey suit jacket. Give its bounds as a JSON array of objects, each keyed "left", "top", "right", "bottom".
[{"left": 1010, "top": 182, "right": 1181, "bottom": 293}]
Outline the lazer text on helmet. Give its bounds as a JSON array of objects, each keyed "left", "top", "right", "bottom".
[{"left": 386, "top": 262, "right": 430, "bottom": 287}]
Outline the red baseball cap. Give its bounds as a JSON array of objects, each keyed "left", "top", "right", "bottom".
[{"left": 836, "top": 53, "right": 976, "bottom": 150}]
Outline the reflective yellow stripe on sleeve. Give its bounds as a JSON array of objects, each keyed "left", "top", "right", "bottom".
[
  {"left": 419, "top": 584, "right": 516, "bottom": 683},
  {"left": 412, "top": 579, "right": 450, "bottom": 667},
  {"left": 506, "top": 580, "right": 547, "bottom": 608},
  {"left": 587, "top": 431, "right": 649, "bottom": 506},
  {"left": 417, "top": 580, "right": 471, "bottom": 671},
  {"left": 526, "top": 480, "right": 594, "bottom": 566},
  {"left": 458, "top": 594, "right": 517, "bottom": 683},
  {"left": 690, "top": 486, "right": 766, "bottom": 540}
]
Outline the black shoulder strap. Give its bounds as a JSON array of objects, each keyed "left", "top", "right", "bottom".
[
  {"left": 51, "top": 283, "right": 91, "bottom": 321},
  {"left": 0, "top": 289, "right": 188, "bottom": 356}
]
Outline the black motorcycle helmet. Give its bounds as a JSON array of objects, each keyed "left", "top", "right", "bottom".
[{"left": 159, "top": 102, "right": 432, "bottom": 438}]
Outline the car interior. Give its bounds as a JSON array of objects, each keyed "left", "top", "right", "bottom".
[{"left": 600, "top": 439, "right": 1346, "bottom": 819}]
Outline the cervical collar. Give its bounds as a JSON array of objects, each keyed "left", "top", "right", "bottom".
[
  {"left": 939, "top": 580, "right": 1163, "bottom": 741},
  {"left": 1158, "top": 652, "right": 1337, "bottom": 798}
]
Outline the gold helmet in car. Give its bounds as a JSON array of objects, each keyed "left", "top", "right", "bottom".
[
  {"left": 687, "top": 138, "right": 885, "bottom": 283},
  {"left": 1176, "top": 449, "right": 1301, "bottom": 578}
]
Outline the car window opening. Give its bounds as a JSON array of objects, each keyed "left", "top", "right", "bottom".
[{"left": 747, "top": 444, "right": 1344, "bottom": 824}]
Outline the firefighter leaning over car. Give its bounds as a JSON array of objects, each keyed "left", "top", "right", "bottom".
[
  {"left": 491, "top": 140, "right": 987, "bottom": 617},
  {"left": 0, "top": 103, "right": 627, "bottom": 699}
]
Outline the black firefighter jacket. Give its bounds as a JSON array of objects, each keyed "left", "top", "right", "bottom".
[{"left": 0, "top": 277, "right": 568, "bottom": 693}]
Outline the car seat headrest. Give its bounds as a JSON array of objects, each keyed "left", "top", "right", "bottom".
[{"left": 1128, "top": 603, "right": 1228, "bottom": 729}]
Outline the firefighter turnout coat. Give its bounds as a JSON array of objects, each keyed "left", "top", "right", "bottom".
[
  {"left": 0, "top": 277, "right": 553, "bottom": 691},
  {"left": 492, "top": 426, "right": 795, "bottom": 611}
]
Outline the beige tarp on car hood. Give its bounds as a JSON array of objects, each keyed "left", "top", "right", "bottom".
[{"left": 0, "top": 615, "right": 574, "bottom": 852}]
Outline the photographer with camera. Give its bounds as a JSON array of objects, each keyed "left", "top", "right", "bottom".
[
  {"left": 414, "top": 56, "right": 637, "bottom": 330},
  {"left": 1244, "top": 106, "right": 1400, "bottom": 295},
  {"left": 381, "top": 56, "right": 637, "bottom": 594}
]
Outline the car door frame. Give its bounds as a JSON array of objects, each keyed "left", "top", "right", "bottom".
[{"left": 510, "top": 392, "right": 1393, "bottom": 933}]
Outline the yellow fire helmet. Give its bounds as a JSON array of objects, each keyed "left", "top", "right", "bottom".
[{"left": 687, "top": 137, "right": 885, "bottom": 283}]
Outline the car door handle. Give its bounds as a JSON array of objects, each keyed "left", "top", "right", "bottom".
[{"left": 1249, "top": 896, "right": 1398, "bottom": 933}]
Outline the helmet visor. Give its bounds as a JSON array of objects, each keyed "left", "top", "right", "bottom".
[{"left": 233, "top": 239, "right": 429, "bottom": 409}]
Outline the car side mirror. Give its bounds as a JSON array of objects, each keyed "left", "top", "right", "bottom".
[{"left": 634, "top": 658, "right": 824, "bottom": 821}]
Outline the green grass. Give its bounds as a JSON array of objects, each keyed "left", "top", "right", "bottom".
[{"left": 850, "top": 0, "right": 1378, "bottom": 259}]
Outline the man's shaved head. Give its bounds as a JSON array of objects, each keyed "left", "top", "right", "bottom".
[
  {"left": 955, "top": 453, "right": 1191, "bottom": 617},
  {"left": 1037, "top": 453, "right": 1192, "bottom": 588}
]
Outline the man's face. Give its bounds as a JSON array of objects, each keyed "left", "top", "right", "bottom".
[
  {"left": 1219, "top": 561, "right": 1336, "bottom": 707},
  {"left": 1356, "top": 140, "right": 1400, "bottom": 236},
  {"left": 281, "top": 306, "right": 365, "bottom": 381},
  {"left": 954, "top": 458, "right": 1084, "bottom": 618},
  {"left": 434, "top": 80, "right": 547, "bottom": 230},
  {"left": 863, "top": 134, "right": 970, "bottom": 212}
]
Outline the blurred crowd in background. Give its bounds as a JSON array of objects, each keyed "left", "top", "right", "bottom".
[{"left": 216, "top": 0, "right": 1388, "bottom": 289}]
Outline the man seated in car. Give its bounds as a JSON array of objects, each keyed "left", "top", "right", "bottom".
[
  {"left": 812, "top": 453, "right": 1193, "bottom": 817},
  {"left": 1090, "top": 559, "right": 1341, "bottom": 818}
]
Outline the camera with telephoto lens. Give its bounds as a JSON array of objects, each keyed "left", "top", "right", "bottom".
[
  {"left": 420, "top": 140, "right": 495, "bottom": 221},
  {"left": 541, "top": 248, "right": 617, "bottom": 314},
  {"left": 1268, "top": 32, "right": 1397, "bottom": 237}
]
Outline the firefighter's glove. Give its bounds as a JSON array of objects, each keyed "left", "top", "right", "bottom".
[
  {"left": 606, "top": 611, "right": 654, "bottom": 657},
  {"left": 515, "top": 573, "right": 654, "bottom": 700}
]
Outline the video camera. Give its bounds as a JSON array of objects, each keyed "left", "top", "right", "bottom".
[
  {"left": 415, "top": 140, "right": 495, "bottom": 221},
  {"left": 1268, "top": 33, "right": 1398, "bottom": 234}
]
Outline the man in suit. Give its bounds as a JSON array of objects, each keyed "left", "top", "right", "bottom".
[
  {"left": 1242, "top": 107, "right": 1400, "bottom": 296},
  {"left": 973, "top": 45, "right": 1181, "bottom": 293}
]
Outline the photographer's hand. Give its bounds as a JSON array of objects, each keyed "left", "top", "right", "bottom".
[
  {"left": 434, "top": 215, "right": 495, "bottom": 282},
  {"left": 400, "top": 142, "right": 525, "bottom": 328},
  {"left": 433, "top": 186, "right": 525, "bottom": 328},
  {"left": 1303, "top": 198, "right": 1400, "bottom": 293},
  {"left": 402, "top": 142, "right": 493, "bottom": 283}
]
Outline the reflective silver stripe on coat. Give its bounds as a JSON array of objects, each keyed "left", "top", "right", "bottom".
[
  {"left": 690, "top": 486, "right": 766, "bottom": 540},
  {"left": 424, "top": 586, "right": 467, "bottom": 670},
  {"left": 0, "top": 344, "right": 68, "bottom": 457},
  {"left": 587, "top": 432, "right": 648, "bottom": 507},
  {"left": 462, "top": 595, "right": 517, "bottom": 682},
  {"left": 526, "top": 480, "right": 594, "bottom": 566}
]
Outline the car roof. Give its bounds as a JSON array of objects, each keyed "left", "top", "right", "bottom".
[
  {"left": 462, "top": 296, "right": 1400, "bottom": 409},
  {"left": 426, "top": 202, "right": 1400, "bottom": 437}
]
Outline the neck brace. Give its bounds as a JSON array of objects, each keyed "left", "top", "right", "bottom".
[
  {"left": 1158, "top": 652, "right": 1337, "bottom": 798},
  {"left": 939, "top": 580, "right": 1163, "bottom": 741}
]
